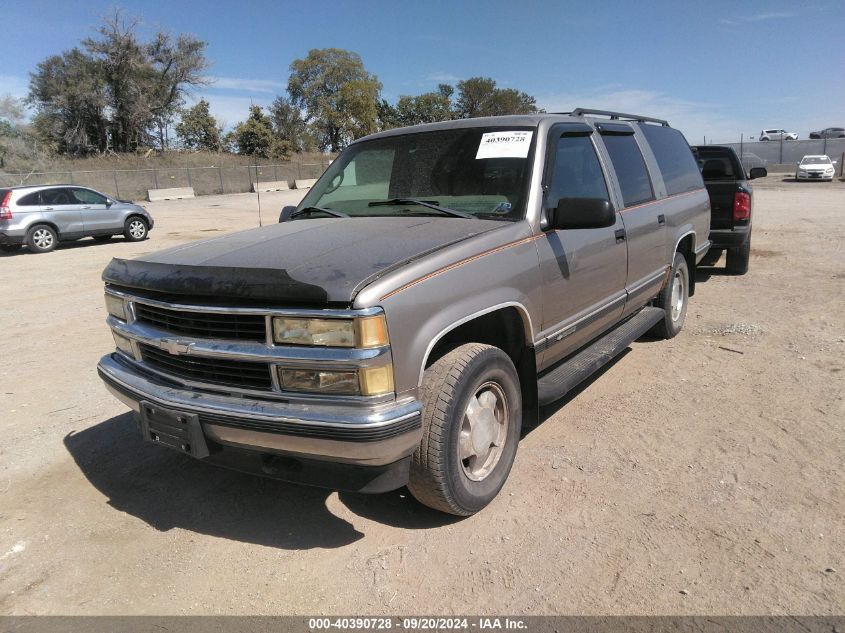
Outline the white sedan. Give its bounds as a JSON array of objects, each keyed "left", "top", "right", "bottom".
[{"left": 795, "top": 155, "right": 837, "bottom": 181}]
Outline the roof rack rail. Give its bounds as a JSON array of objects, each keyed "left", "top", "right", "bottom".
[{"left": 568, "top": 108, "right": 669, "bottom": 126}]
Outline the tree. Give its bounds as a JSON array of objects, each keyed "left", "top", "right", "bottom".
[
  {"left": 455, "top": 77, "right": 538, "bottom": 118},
  {"left": 27, "top": 10, "right": 208, "bottom": 155},
  {"left": 269, "top": 96, "right": 311, "bottom": 152},
  {"left": 146, "top": 31, "right": 209, "bottom": 150},
  {"left": 233, "top": 105, "right": 292, "bottom": 159},
  {"left": 28, "top": 48, "right": 110, "bottom": 154},
  {"left": 288, "top": 48, "right": 382, "bottom": 152},
  {"left": 175, "top": 99, "right": 220, "bottom": 151},
  {"left": 393, "top": 85, "right": 454, "bottom": 127}
]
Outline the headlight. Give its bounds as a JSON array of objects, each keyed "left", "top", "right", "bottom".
[
  {"left": 278, "top": 364, "right": 394, "bottom": 396},
  {"left": 105, "top": 294, "right": 128, "bottom": 321},
  {"left": 272, "top": 314, "right": 388, "bottom": 348}
]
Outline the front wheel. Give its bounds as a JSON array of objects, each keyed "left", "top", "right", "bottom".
[
  {"left": 124, "top": 217, "right": 148, "bottom": 242},
  {"left": 408, "top": 343, "right": 522, "bottom": 516},
  {"left": 650, "top": 252, "right": 689, "bottom": 339}
]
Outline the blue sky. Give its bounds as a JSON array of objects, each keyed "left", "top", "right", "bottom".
[{"left": 2, "top": 0, "right": 844, "bottom": 143}]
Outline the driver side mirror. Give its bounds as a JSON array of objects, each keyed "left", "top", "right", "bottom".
[
  {"left": 279, "top": 205, "right": 296, "bottom": 223},
  {"left": 749, "top": 167, "right": 767, "bottom": 180},
  {"left": 546, "top": 198, "right": 616, "bottom": 231}
]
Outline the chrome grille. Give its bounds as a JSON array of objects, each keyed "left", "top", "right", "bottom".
[
  {"left": 139, "top": 343, "right": 272, "bottom": 391},
  {"left": 134, "top": 303, "right": 266, "bottom": 342}
]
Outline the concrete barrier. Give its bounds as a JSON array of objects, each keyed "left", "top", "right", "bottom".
[
  {"left": 147, "top": 187, "right": 195, "bottom": 201},
  {"left": 294, "top": 178, "right": 317, "bottom": 189},
  {"left": 252, "top": 181, "right": 290, "bottom": 192}
]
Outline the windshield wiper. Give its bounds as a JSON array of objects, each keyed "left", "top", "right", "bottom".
[
  {"left": 367, "top": 198, "right": 475, "bottom": 219},
  {"left": 290, "top": 206, "right": 350, "bottom": 220}
]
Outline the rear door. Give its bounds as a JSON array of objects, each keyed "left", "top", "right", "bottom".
[
  {"left": 71, "top": 187, "right": 116, "bottom": 233},
  {"left": 595, "top": 123, "right": 666, "bottom": 313},
  {"left": 534, "top": 122, "right": 627, "bottom": 367},
  {"left": 40, "top": 188, "right": 84, "bottom": 237}
]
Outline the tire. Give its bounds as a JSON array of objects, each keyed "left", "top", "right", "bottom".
[
  {"left": 93, "top": 235, "right": 112, "bottom": 242},
  {"left": 26, "top": 225, "right": 58, "bottom": 253},
  {"left": 408, "top": 343, "right": 522, "bottom": 516},
  {"left": 124, "top": 216, "right": 148, "bottom": 242},
  {"left": 726, "top": 236, "right": 751, "bottom": 275},
  {"left": 650, "top": 252, "right": 689, "bottom": 339},
  {"left": 0, "top": 244, "right": 22, "bottom": 253}
]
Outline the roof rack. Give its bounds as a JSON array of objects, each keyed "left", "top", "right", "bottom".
[{"left": 566, "top": 108, "right": 669, "bottom": 126}]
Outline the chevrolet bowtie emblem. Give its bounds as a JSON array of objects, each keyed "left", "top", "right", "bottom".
[{"left": 160, "top": 339, "right": 191, "bottom": 355}]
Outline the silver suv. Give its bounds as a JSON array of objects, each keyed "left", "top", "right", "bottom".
[{"left": 0, "top": 185, "right": 154, "bottom": 254}]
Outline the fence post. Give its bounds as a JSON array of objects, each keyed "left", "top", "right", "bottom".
[
  {"left": 113, "top": 170, "right": 120, "bottom": 199},
  {"left": 153, "top": 169, "right": 159, "bottom": 189},
  {"left": 186, "top": 167, "right": 192, "bottom": 190},
  {"left": 218, "top": 165, "right": 224, "bottom": 194}
]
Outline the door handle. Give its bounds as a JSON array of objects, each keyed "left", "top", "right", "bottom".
[
  {"left": 657, "top": 214, "right": 666, "bottom": 225},
  {"left": 82, "top": 206, "right": 91, "bottom": 209},
  {"left": 43, "top": 207, "right": 54, "bottom": 210},
  {"left": 614, "top": 228, "right": 626, "bottom": 243}
]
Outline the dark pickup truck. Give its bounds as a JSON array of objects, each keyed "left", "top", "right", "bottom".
[{"left": 691, "top": 145, "right": 766, "bottom": 275}]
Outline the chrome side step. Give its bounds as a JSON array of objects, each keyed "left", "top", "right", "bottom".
[{"left": 537, "top": 307, "right": 664, "bottom": 406}]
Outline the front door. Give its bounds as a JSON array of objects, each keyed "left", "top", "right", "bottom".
[
  {"left": 71, "top": 187, "right": 116, "bottom": 233},
  {"left": 535, "top": 124, "right": 627, "bottom": 368}
]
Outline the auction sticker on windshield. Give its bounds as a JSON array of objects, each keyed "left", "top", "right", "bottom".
[{"left": 476, "top": 131, "right": 533, "bottom": 159}]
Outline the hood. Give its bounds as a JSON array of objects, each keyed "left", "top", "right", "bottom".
[{"left": 102, "top": 216, "right": 506, "bottom": 304}]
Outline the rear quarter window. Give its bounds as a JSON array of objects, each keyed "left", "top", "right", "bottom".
[
  {"left": 640, "top": 125, "right": 704, "bottom": 195},
  {"left": 17, "top": 191, "right": 41, "bottom": 206}
]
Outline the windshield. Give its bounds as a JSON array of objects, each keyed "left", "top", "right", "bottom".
[
  {"left": 801, "top": 156, "right": 831, "bottom": 165},
  {"left": 297, "top": 126, "right": 536, "bottom": 221}
]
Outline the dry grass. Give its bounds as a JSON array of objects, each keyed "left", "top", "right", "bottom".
[{"left": 3, "top": 150, "right": 333, "bottom": 175}]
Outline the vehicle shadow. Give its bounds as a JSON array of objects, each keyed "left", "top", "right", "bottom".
[
  {"left": 64, "top": 412, "right": 368, "bottom": 549},
  {"left": 695, "top": 263, "right": 733, "bottom": 282},
  {"left": 1, "top": 236, "right": 136, "bottom": 256}
]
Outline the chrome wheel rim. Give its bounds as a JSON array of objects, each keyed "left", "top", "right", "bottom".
[
  {"left": 670, "top": 270, "right": 685, "bottom": 321},
  {"left": 459, "top": 381, "right": 508, "bottom": 482},
  {"left": 129, "top": 221, "right": 145, "bottom": 239},
  {"left": 33, "top": 229, "right": 54, "bottom": 250}
]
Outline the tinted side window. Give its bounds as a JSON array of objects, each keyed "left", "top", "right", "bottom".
[
  {"left": 17, "top": 192, "right": 41, "bottom": 206},
  {"left": 547, "top": 135, "right": 609, "bottom": 204},
  {"left": 41, "top": 188, "right": 74, "bottom": 205},
  {"left": 601, "top": 134, "right": 654, "bottom": 207},
  {"left": 640, "top": 125, "right": 703, "bottom": 195},
  {"left": 72, "top": 188, "right": 108, "bottom": 205}
]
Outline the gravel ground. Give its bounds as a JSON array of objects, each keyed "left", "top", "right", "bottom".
[{"left": 0, "top": 180, "right": 842, "bottom": 615}]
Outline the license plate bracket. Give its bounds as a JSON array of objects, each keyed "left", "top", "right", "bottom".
[{"left": 139, "top": 401, "right": 210, "bottom": 458}]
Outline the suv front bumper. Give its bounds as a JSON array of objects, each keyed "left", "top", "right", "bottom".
[{"left": 97, "top": 353, "right": 423, "bottom": 492}]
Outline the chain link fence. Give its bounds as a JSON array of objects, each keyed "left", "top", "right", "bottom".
[
  {"left": 709, "top": 138, "right": 845, "bottom": 173},
  {"left": 0, "top": 161, "right": 331, "bottom": 201}
]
